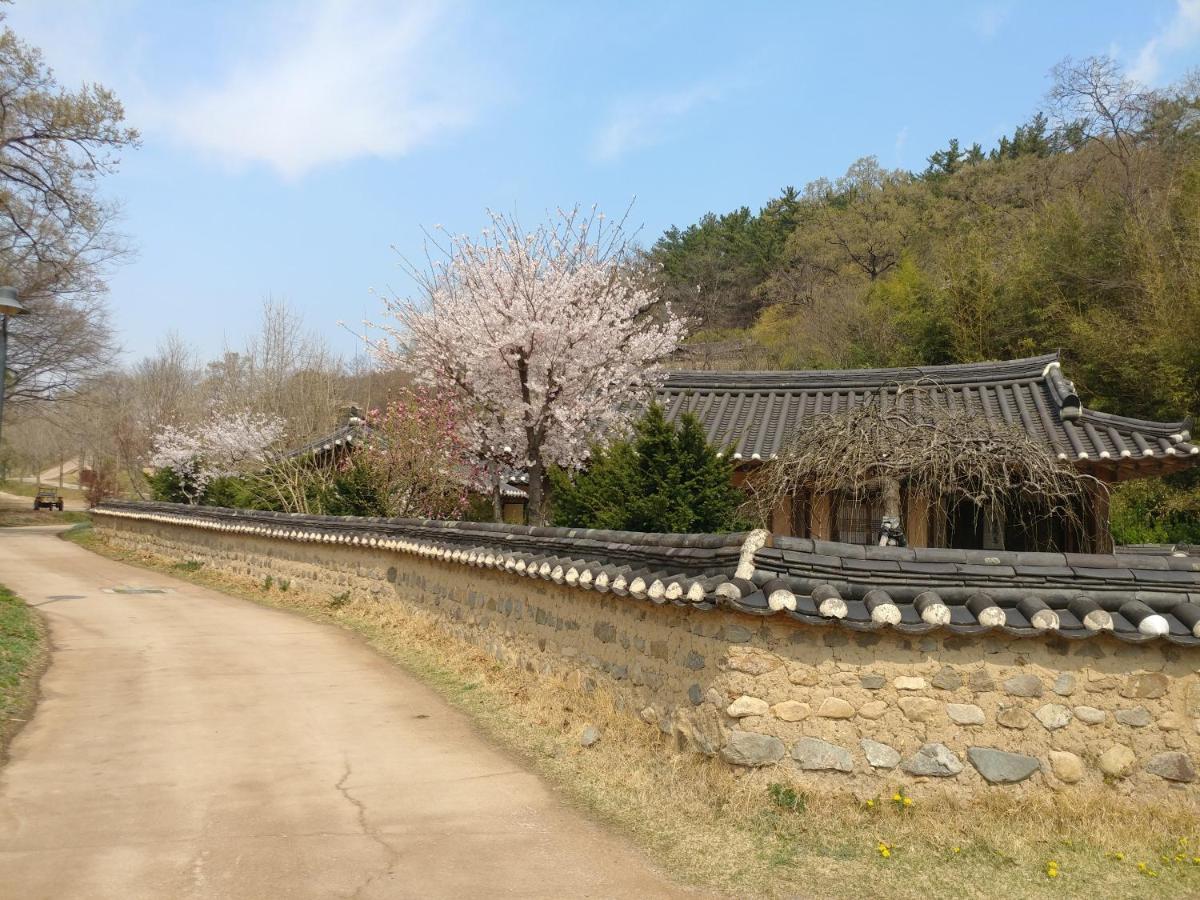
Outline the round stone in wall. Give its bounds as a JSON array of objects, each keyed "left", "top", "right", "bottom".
[
  {"left": 1034, "top": 704, "right": 1073, "bottom": 731},
  {"left": 1115, "top": 706, "right": 1152, "bottom": 728},
  {"left": 792, "top": 737, "right": 853, "bottom": 772},
  {"left": 947, "top": 703, "right": 985, "bottom": 726},
  {"left": 1051, "top": 673, "right": 1076, "bottom": 696},
  {"left": 771, "top": 700, "right": 810, "bottom": 722},
  {"left": 967, "top": 747, "right": 1040, "bottom": 784},
  {"left": 931, "top": 668, "right": 962, "bottom": 691},
  {"left": 997, "top": 707, "right": 1033, "bottom": 729},
  {"left": 858, "top": 700, "right": 888, "bottom": 720},
  {"left": 898, "top": 697, "right": 941, "bottom": 723},
  {"left": 860, "top": 738, "right": 900, "bottom": 769},
  {"left": 1048, "top": 750, "right": 1084, "bottom": 783},
  {"left": 1002, "top": 674, "right": 1043, "bottom": 698},
  {"left": 1098, "top": 744, "right": 1137, "bottom": 778},
  {"left": 721, "top": 730, "right": 786, "bottom": 767},
  {"left": 1073, "top": 705, "right": 1106, "bottom": 725},
  {"left": 727, "top": 696, "right": 770, "bottom": 718},
  {"left": 1120, "top": 672, "right": 1168, "bottom": 700},
  {"left": 1145, "top": 751, "right": 1196, "bottom": 783},
  {"left": 816, "top": 697, "right": 855, "bottom": 719},
  {"left": 902, "top": 743, "right": 963, "bottom": 777}
]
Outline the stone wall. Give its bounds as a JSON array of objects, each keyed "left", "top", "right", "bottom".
[{"left": 98, "top": 513, "right": 1200, "bottom": 797}]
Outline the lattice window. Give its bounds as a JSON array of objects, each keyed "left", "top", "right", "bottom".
[{"left": 833, "top": 493, "right": 880, "bottom": 545}]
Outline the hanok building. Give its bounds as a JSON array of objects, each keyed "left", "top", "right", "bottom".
[{"left": 659, "top": 353, "right": 1199, "bottom": 553}]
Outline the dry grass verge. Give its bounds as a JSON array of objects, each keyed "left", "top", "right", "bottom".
[
  {"left": 67, "top": 524, "right": 1200, "bottom": 899},
  {"left": 0, "top": 509, "right": 90, "bottom": 528}
]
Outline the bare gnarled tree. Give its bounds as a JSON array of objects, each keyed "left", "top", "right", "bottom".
[
  {"left": 0, "top": 19, "right": 138, "bottom": 407},
  {"left": 743, "top": 382, "right": 1098, "bottom": 542}
]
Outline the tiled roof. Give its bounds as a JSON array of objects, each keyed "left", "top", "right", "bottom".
[
  {"left": 96, "top": 501, "right": 1200, "bottom": 646},
  {"left": 659, "top": 353, "right": 1199, "bottom": 471},
  {"left": 284, "top": 423, "right": 363, "bottom": 459}
]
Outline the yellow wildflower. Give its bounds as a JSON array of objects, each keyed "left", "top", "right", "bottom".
[
  {"left": 892, "top": 792, "right": 902, "bottom": 802},
  {"left": 903, "top": 797, "right": 913, "bottom": 807}
]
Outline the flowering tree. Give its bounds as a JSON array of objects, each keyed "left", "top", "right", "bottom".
[
  {"left": 344, "top": 387, "right": 478, "bottom": 519},
  {"left": 372, "top": 207, "right": 687, "bottom": 522},
  {"left": 149, "top": 411, "right": 284, "bottom": 504}
]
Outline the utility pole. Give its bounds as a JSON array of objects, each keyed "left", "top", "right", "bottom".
[{"left": 0, "top": 287, "right": 28, "bottom": 460}]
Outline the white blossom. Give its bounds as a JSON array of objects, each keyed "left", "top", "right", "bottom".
[
  {"left": 371, "top": 206, "right": 686, "bottom": 520},
  {"left": 150, "top": 410, "right": 284, "bottom": 503}
]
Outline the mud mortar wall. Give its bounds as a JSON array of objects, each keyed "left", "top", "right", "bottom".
[{"left": 100, "top": 515, "right": 1200, "bottom": 796}]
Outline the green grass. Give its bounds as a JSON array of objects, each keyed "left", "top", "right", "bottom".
[{"left": 0, "top": 584, "right": 46, "bottom": 761}]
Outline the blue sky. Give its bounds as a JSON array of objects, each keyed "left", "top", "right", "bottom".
[{"left": 8, "top": 0, "right": 1200, "bottom": 363}]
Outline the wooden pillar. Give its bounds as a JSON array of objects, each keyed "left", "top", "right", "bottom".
[
  {"left": 810, "top": 493, "right": 833, "bottom": 541},
  {"left": 770, "top": 494, "right": 795, "bottom": 536},
  {"left": 1089, "top": 480, "right": 1113, "bottom": 553},
  {"left": 905, "top": 490, "right": 931, "bottom": 548},
  {"left": 929, "top": 494, "right": 949, "bottom": 548}
]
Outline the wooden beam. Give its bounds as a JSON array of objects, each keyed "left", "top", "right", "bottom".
[
  {"left": 1089, "top": 480, "right": 1113, "bottom": 553},
  {"left": 905, "top": 490, "right": 931, "bottom": 548},
  {"left": 810, "top": 493, "right": 833, "bottom": 541},
  {"left": 770, "top": 494, "right": 795, "bottom": 536}
]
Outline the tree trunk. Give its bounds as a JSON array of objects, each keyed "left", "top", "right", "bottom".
[
  {"left": 526, "top": 459, "right": 547, "bottom": 525},
  {"left": 879, "top": 476, "right": 902, "bottom": 520},
  {"left": 491, "top": 466, "right": 503, "bottom": 523}
]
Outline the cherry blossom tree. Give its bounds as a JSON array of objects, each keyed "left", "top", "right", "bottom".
[
  {"left": 149, "top": 411, "right": 284, "bottom": 504},
  {"left": 372, "top": 207, "right": 687, "bottom": 523},
  {"left": 347, "top": 387, "right": 479, "bottom": 519}
]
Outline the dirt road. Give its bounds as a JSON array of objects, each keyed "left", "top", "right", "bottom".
[{"left": 0, "top": 527, "right": 693, "bottom": 899}]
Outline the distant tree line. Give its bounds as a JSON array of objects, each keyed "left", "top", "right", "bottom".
[{"left": 645, "top": 57, "right": 1200, "bottom": 543}]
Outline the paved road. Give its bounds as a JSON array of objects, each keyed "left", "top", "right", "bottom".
[{"left": 0, "top": 528, "right": 694, "bottom": 899}]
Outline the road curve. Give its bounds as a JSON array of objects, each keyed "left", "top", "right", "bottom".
[{"left": 0, "top": 527, "right": 695, "bottom": 899}]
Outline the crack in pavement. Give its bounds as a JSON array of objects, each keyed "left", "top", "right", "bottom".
[{"left": 334, "top": 754, "right": 401, "bottom": 899}]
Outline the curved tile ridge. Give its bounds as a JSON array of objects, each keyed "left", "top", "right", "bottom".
[
  {"left": 93, "top": 500, "right": 749, "bottom": 611},
  {"left": 93, "top": 501, "right": 1200, "bottom": 646},
  {"left": 749, "top": 536, "right": 1200, "bottom": 645}
]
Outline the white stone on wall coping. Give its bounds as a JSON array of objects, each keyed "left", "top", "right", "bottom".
[{"left": 90, "top": 506, "right": 1200, "bottom": 647}]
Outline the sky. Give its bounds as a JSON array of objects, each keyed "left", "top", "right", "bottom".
[{"left": 7, "top": 0, "right": 1200, "bottom": 364}]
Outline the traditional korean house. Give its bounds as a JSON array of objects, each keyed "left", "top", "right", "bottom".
[{"left": 659, "top": 353, "right": 1199, "bottom": 553}]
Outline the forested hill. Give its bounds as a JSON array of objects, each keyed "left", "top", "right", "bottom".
[{"left": 646, "top": 58, "right": 1200, "bottom": 431}]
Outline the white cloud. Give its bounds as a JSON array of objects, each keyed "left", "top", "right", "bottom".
[
  {"left": 164, "top": 0, "right": 485, "bottom": 178},
  {"left": 972, "top": 4, "right": 1010, "bottom": 39},
  {"left": 1129, "top": 0, "right": 1200, "bottom": 86},
  {"left": 7, "top": 0, "right": 491, "bottom": 179},
  {"left": 591, "top": 83, "right": 724, "bottom": 163}
]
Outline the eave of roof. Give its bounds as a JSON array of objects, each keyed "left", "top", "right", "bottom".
[{"left": 659, "top": 353, "right": 1198, "bottom": 471}]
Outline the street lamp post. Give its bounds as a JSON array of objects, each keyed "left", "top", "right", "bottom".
[{"left": 0, "top": 286, "right": 28, "bottom": 474}]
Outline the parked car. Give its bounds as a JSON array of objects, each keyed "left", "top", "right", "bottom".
[{"left": 33, "top": 488, "right": 64, "bottom": 511}]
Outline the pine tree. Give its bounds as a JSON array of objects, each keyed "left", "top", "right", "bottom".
[{"left": 549, "top": 405, "right": 746, "bottom": 533}]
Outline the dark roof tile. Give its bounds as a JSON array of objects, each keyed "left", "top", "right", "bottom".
[{"left": 660, "top": 354, "right": 1198, "bottom": 471}]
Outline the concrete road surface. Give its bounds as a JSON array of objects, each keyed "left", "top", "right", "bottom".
[{"left": 0, "top": 527, "right": 696, "bottom": 899}]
